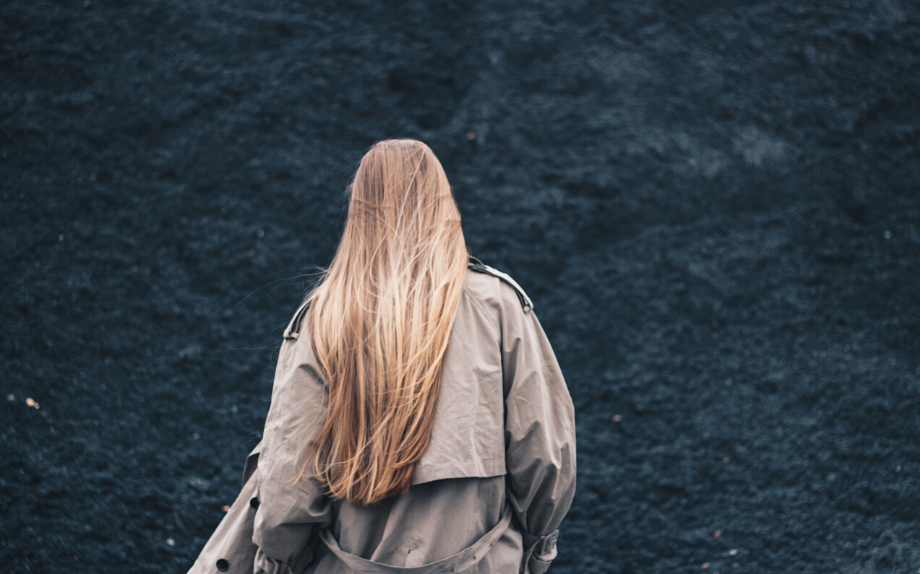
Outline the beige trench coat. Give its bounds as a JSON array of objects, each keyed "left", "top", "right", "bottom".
[{"left": 188, "top": 260, "right": 577, "bottom": 574}]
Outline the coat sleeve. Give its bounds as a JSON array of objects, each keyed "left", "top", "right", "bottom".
[
  {"left": 251, "top": 330, "right": 333, "bottom": 574},
  {"left": 499, "top": 281, "right": 577, "bottom": 574},
  {"left": 185, "top": 441, "right": 263, "bottom": 574}
]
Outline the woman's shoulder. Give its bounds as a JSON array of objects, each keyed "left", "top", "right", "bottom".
[{"left": 463, "top": 257, "right": 534, "bottom": 314}]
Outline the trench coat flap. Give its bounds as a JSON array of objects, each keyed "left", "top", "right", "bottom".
[
  {"left": 274, "top": 269, "right": 512, "bottom": 487},
  {"left": 262, "top": 266, "right": 573, "bottom": 492},
  {"left": 410, "top": 269, "right": 511, "bottom": 485},
  {"left": 187, "top": 441, "right": 263, "bottom": 574}
]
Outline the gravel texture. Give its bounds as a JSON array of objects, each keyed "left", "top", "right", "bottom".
[{"left": 1, "top": 1, "right": 919, "bottom": 573}]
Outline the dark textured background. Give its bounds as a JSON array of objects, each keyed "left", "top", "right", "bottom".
[{"left": 2, "top": 1, "right": 919, "bottom": 572}]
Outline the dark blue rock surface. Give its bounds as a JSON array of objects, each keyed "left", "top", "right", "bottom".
[{"left": 1, "top": 1, "right": 918, "bottom": 572}]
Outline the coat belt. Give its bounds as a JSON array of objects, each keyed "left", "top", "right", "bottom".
[{"left": 315, "top": 503, "right": 513, "bottom": 574}]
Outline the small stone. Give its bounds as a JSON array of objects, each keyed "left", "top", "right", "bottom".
[
  {"left": 222, "top": 505, "right": 230, "bottom": 512},
  {"left": 58, "top": 234, "right": 64, "bottom": 242},
  {"left": 25, "top": 397, "right": 40, "bottom": 409},
  {"left": 166, "top": 538, "right": 175, "bottom": 547},
  {"left": 729, "top": 549, "right": 738, "bottom": 556},
  {"left": 192, "top": 433, "right": 200, "bottom": 440},
  {"left": 612, "top": 415, "right": 622, "bottom": 423},
  {"left": 6, "top": 394, "right": 13, "bottom": 402},
  {"left": 701, "top": 563, "right": 710, "bottom": 569},
  {"left": 714, "top": 530, "right": 721, "bottom": 538}
]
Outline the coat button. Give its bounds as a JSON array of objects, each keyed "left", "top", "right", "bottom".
[
  {"left": 216, "top": 558, "right": 229, "bottom": 571},
  {"left": 250, "top": 497, "right": 260, "bottom": 509}
]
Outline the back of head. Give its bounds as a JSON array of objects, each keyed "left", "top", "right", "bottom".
[{"left": 300, "top": 139, "right": 468, "bottom": 506}]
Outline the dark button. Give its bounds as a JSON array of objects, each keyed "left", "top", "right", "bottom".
[
  {"left": 249, "top": 496, "right": 260, "bottom": 509},
  {"left": 216, "top": 558, "right": 229, "bottom": 571}
]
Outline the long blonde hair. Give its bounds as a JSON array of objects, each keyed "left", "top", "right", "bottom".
[{"left": 297, "top": 139, "right": 468, "bottom": 506}]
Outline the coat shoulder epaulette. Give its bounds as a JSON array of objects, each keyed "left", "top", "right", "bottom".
[
  {"left": 467, "top": 256, "right": 534, "bottom": 313},
  {"left": 282, "top": 296, "right": 313, "bottom": 340}
]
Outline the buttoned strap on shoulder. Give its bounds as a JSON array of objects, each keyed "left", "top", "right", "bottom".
[
  {"left": 468, "top": 256, "right": 534, "bottom": 313},
  {"left": 282, "top": 297, "right": 313, "bottom": 340}
]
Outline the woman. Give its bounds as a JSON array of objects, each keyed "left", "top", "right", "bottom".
[{"left": 188, "top": 139, "right": 576, "bottom": 574}]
